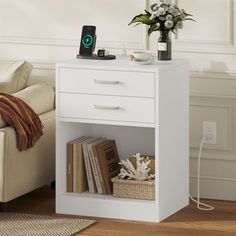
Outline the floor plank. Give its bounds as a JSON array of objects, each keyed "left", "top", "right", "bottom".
[{"left": 7, "top": 186, "right": 236, "bottom": 236}]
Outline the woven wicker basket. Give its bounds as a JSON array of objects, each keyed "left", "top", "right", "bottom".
[{"left": 111, "top": 177, "right": 155, "bottom": 200}]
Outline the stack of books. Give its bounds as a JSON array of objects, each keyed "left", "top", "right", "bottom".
[{"left": 67, "top": 136, "right": 120, "bottom": 194}]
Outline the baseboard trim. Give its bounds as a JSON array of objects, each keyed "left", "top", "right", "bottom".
[{"left": 190, "top": 176, "right": 236, "bottom": 201}]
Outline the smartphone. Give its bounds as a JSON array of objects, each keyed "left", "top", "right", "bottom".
[{"left": 79, "top": 25, "right": 96, "bottom": 56}]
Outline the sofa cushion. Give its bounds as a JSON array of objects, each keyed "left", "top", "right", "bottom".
[
  {"left": 0, "top": 84, "right": 55, "bottom": 129},
  {"left": 0, "top": 60, "right": 33, "bottom": 94}
]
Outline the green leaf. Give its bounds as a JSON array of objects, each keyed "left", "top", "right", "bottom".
[
  {"left": 148, "top": 24, "right": 157, "bottom": 36},
  {"left": 186, "top": 18, "right": 196, "bottom": 22},
  {"left": 184, "top": 13, "right": 193, "bottom": 17},
  {"left": 129, "top": 14, "right": 152, "bottom": 26},
  {"left": 173, "top": 15, "right": 181, "bottom": 23}
]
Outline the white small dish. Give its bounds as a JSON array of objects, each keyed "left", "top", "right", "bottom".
[
  {"left": 130, "top": 57, "right": 154, "bottom": 65},
  {"left": 131, "top": 51, "right": 153, "bottom": 62}
]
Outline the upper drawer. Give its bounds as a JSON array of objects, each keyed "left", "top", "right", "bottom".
[{"left": 59, "top": 68, "right": 155, "bottom": 98}]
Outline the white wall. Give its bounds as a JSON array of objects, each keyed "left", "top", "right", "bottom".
[
  {"left": 0, "top": 0, "right": 236, "bottom": 201},
  {"left": 175, "top": 0, "right": 236, "bottom": 201}
]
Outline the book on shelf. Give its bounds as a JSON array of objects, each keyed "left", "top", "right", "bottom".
[
  {"left": 95, "top": 140, "right": 120, "bottom": 194},
  {"left": 87, "top": 138, "right": 107, "bottom": 194},
  {"left": 92, "top": 140, "right": 107, "bottom": 194},
  {"left": 82, "top": 137, "right": 100, "bottom": 193},
  {"left": 67, "top": 136, "right": 86, "bottom": 192},
  {"left": 67, "top": 141, "right": 74, "bottom": 192},
  {"left": 73, "top": 136, "right": 93, "bottom": 193},
  {"left": 67, "top": 136, "right": 121, "bottom": 195}
]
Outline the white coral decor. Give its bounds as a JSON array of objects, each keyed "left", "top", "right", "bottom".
[{"left": 118, "top": 153, "right": 155, "bottom": 181}]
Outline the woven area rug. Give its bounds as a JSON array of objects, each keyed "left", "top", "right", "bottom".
[{"left": 0, "top": 213, "right": 95, "bottom": 236}]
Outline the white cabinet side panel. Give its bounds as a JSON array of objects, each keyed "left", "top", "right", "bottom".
[{"left": 158, "top": 64, "right": 189, "bottom": 221}]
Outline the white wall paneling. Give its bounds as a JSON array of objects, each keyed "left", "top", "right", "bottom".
[
  {"left": 190, "top": 176, "right": 236, "bottom": 201},
  {"left": 0, "top": 0, "right": 148, "bottom": 51},
  {"left": 189, "top": 95, "right": 236, "bottom": 201},
  {"left": 173, "top": 0, "right": 236, "bottom": 55},
  {"left": 190, "top": 98, "right": 234, "bottom": 152},
  {"left": 171, "top": 0, "right": 236, "bottom": 201}
]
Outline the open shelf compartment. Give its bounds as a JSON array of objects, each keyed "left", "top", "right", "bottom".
[{"left": 56, "top": 121, "right": 159, "bottom": 222}]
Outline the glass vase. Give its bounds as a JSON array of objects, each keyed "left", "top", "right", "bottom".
[{"left": 157, "top": 31, "right": 172, "bottom": 61}]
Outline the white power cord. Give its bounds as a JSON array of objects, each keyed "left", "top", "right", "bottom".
[{"left": 189, "top": 137, "right": 214, "bottom": 211}]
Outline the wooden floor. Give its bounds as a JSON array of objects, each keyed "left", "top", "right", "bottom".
[{"left": 7, "top": 186, "right": 236, "bottom": 236}]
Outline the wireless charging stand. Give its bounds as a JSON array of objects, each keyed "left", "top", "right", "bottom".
[{"left": 78, "top": 25, "right": 116, "bottom": 61}]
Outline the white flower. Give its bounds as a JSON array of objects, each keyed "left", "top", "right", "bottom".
[
  {"left": 165, "top": 20, "right": 174, "bottom": 29},
  {"left": 176, "top": 21, "right": 183, "bottom": 29},
  {"left": 150, "top": 14, "right": 155, "bottom": 20},
  {"left": 153, "top": 5, "right": 159, "bottom": 11},
  {"left": 150, "top": 11, "right": 160, "bottom": 20},
  {"left": 158, "top": 7, "right": 166, "bottom": 15},
  {"left": 168, "top": 8, "right": 173, "bottom": 14},
  {"left": 151, "top": 3, "right": 159, "bottom": 12},
  {"left": 150, "top": 3, "right": 157, "bottom": 11},
  {"left": 166, "top": 14, "right": 173, "bottom": 21},
  {"left": 160, "top": 0, "right": 171, "bottom": 4},
  {"left": 159, "top": 16, "right": 166, "bottom": 21},
  {"left": 170, "top": 5, "right": 180, "bottom": 16},
  {"left": 154, "top": 23, "right": 160, "bottom": 30}
]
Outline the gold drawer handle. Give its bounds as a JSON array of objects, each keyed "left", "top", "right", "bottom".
[
  {"left": 93, "top": 79, "right": 120, "bottom": 85},
  {"left": 94, "top": 105, "right": 120, "bottom": 110}
]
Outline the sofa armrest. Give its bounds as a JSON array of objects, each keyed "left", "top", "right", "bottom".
[
  {"left": 0, "top": 110, "right": 55, "bottom": 202},
  {"left": 14, "top": 84, "right": 55, "bottom": 115},
  {"left": 0, "top": 84, "right": 55, "bottom": 129}
]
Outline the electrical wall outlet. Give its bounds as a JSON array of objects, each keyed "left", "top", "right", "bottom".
[{"left": 202, "top": 121, "right": 217, "bottom": 144}]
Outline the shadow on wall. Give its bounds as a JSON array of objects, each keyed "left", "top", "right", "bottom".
[
  {"left": 209, "top": 61, "right": 228, "bottom": 73},
  {"left": 206, "top": 61, "right": 236, "bottom": 80}
]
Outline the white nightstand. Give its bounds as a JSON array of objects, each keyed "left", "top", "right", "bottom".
[{"left": 56, "top": 57, "right": 189, "bottom": 222}]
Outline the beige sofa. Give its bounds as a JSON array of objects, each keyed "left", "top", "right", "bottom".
[{"left": 0, "top": 84, "right": 55, "bottom": 209}]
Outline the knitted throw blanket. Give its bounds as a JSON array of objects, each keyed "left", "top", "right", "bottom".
[{"left": 0, "top": 93, "right": 43, "bottom": 151}]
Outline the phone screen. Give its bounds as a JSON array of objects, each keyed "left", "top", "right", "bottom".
[{"left": 79, "top": 25, "right": 96, "bottom": 55}]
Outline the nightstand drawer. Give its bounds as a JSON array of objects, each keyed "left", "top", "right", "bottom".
[
  {"left": 60, "top": 93, "right": 155, "bottom": 124},
  {"left": 59, "top": 68, "right": 155, "bottom": 98}
]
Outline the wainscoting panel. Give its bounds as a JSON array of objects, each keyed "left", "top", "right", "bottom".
[
  {"left": 190, "top": 98, "right": 234, "bottom": 152},
  {"left": 190, "top": 72, "right": 236, "bottom": 98},
  {"left": 190, "top": 176, "right": 236, "bottom": 201},
  {"left": 189, "top": 78, "right": 236, "bottom": 201},
  {"left": 190, "top": 159, "right": 236, "bottom": 180},
  {"left": 174, "top": 0, "right": 236, "bottom": 54}
]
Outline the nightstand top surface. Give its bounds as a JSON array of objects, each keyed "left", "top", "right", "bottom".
[{"left": 57, "top": 57, "right": 188, "bottom": 72}]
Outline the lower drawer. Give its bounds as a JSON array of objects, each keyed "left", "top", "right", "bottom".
[{"left": 59, "top": 93, "right": 155, "bottom": 124}]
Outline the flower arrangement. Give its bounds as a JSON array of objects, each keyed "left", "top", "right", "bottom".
[{"left": 129, "top": 0, "right": 194, "bottom": 36}]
